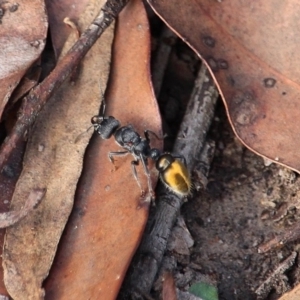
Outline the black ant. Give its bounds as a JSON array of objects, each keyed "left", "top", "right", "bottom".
[{"left": 91, "top": 92, "right": 191, "bottom": 200}]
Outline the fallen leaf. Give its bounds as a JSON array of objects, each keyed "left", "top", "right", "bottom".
[
  {"left": 162, "top": 272, "right": 177, "bottom": 300},
  {"left": 6, "top": 63, "right": 41, "bottom": 113},
  {"left": 43, "top": 0, "right": 162, "bottom": 298},
  {"left": 2, "top": 0, "right": 114, "bottom": 299},
  {"left": 0, "top": 188, "right": 46, "bottom": 228},
  {"left": 0, "top": 0, "right": 47, "bottom": 119},
  {"left": 279, "top": 284, "right": 300, "bottom": 300},
  {"left": 148, "top": 0, "right": 300, "bottom": 173},
  {"left": 45, "top": 0, "right": 89, "bottom": 58},
  {"left": 0, "top": 140, "right": 26, "bottom": 297}
]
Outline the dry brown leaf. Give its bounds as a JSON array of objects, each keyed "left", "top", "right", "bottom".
[
  {"left": 43, "top": 0, "right": 162, "bottom": 298},
  {"left": 279, "top": 284, "right": 300, "bottom": 300},
  {"left": 148, "top": 0, "right": 300, "bottom": 173},
  {"left": 2, "top": 0, "right": 114, "bottom": 299},
  {"left": 0, "top": 188, "right": 45, "bottom": 228},
  {"left": 0, "top": 0, "right": 47, "bottom": 119},
  {"left": 0, "top": 140, "right": 26, "bottom": 297},
  {"left": 45, "top": 0, "right": 89, "bottom": 58},
  {"left": 3, "top": 63, "right": 42, "bottom": 133}
]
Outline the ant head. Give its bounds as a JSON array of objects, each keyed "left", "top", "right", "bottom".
[
  {"left": 91, "top": 115, "right": 104, "bottom": 126},
  {"left": 91, "top": 115, "right": 120, "bottom": 139},
  {"left": 156, "top": 153, "right": 175, "bottom": 172}
]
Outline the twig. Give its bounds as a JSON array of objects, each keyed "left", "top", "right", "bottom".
[
  {"left": 255, "top": 251, "right": 297, "bottom": 299},
  {"left": 0, "top": 0, "right": 129, "bottom": 171},
  {"left": 120, "top": 63, "right": 219, "bottom": 297},
  {"left": 258, "top": 222, "right": 300, "bottom": 253},
  {"left": 193, "top": 140, "right": 215, "bottom": 190},
  {"left": 152, "top": 27, "right": 177, "bottom": 97},
  {"left": 0, "top": 188, "right": 46, "bottom": 228}
]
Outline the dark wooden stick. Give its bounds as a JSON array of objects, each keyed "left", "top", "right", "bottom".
[
  {"left": 255, "top": 252, "right": 297, "bottom": 299},
  {"left": 258, "top": 222, "right": 300, "bottom": 253},
  {"left": 0, "top": 0, "right": 129, "bottom": 171},
  {"left": 120, "top": 63, "right": 219, "bottom": 298},
  {"left": 151, "top": 27, "right": 176, "bottom": 97}
]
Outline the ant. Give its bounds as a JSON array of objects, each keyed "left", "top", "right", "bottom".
[{"left": 91, "top": 91, "right": 191, "bottom": 200}]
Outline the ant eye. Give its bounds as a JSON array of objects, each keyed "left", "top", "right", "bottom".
[{"left": 91, "top": 116, "right": 101, "bottom": 124}]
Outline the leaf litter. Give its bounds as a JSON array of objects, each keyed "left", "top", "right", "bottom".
[{"left": 2, "top": 0, "right": 298, "bottom": 299}]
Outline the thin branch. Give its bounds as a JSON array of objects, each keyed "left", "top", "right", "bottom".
[
  {"left": 151, "top": 27, "right": 176, "bottom": 97},
  {"left": 0, "top": 0, "right": 129, "bottom": 171},
  {"left": 258, "top": 222, "right": 300, "bottom": 253},
  {"left": 255, "top": 251, "right": 297, "bottom": 299},
  {"left": 120, "top": 63, "right": 219, "bottom": 298}
]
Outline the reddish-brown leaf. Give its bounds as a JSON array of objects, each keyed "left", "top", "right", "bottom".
[
  {"left": 43, "top": 0, "right": 161, "bottom": 299},
  {"left": 2, "top": 0, "right": 114, "bottom": 298},
  {"left": 279, "top": 284, "right": 300, "bottom": 300},
  {"left": 0, "top": 0, "right": 47, "bottom": 119},
  {"left": 45, "top": 0, "right": 90, "bottom": 58},
  {"left": 148, "top": 0, "right": 300, "bottom": 172},
  {"left": 162, "top": 272, "right": 177, "bottom": 300},
  {"left": 0, "top": 140, "right": 26, "bottom": 297}
]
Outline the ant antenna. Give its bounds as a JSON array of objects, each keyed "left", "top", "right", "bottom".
[
  {"left": 75, "top": 124, "right": 94, "bottom": 143},
  {"left": 75, "top": 81, "right": 109, "bottom": 144}
]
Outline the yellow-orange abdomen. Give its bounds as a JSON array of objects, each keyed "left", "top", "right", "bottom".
[{"left": 156, "top": 154, "right": 191, "bottom": 196}]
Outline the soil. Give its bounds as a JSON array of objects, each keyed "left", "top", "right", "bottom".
[{"left": 148, "top": 20, "right": 300, "bottom": 300}]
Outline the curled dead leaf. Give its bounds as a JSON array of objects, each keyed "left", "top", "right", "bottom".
[
  {"left": 2, "top": 0, "right": 116, "bottom": 299},
  {"left": 148, "top": 0, "right": 300, "bottom": 173},
  {"left": 0, "top": 188, "right": 46, "bottom": 228},
  {"left": 0, "top": 0, "right": 47, "bottom": 119}
]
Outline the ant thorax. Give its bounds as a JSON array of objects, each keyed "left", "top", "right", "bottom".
[{"left": 114, "top": 125, "right": 151, "bottom": 159}]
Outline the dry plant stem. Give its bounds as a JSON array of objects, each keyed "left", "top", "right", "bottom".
[
  {"left": 173, "top": 65, "right": 219, "bottom": 166},
  {"left": 255, "top": 251, "right": 297, "bottom": 299},
  {"left": 193, "top": 140, "right": 215, "bottom": 190},
  {"left": 0, "top": 188, "right": 45, "bottom": 228},
  {"left": 152, "top": 27, "right": 176, "bottom": 96},
  {"left": 258, "top": 222, "right": 300, "bottom": 253},
  {"left": 121, "top": 64, "right": 219, "bottom": 297},
  {"left": 0, "top": 0, "right": 129, "bottom": 172}
]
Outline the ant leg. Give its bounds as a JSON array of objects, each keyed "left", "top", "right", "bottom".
[
  {"left": 99, "top": 82, "right": 106, "bottom": 117},
  {"left": 139, "top": 154, "right": 155, "bottom": 199},
  {"left": 144, "top": 130, "right": 165, "bottom": 142},
  {"left": 108, "top": 151, "right": 129, "bottom": 164},
  {"left": 131, "top": 160, "right": 145, "bottom": 196},
  {"left": 172, "top": 154, "right": 187, "bottom": 167},
  {"left": 175, "top": 155, "right": 187, "bottom": 167}
]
